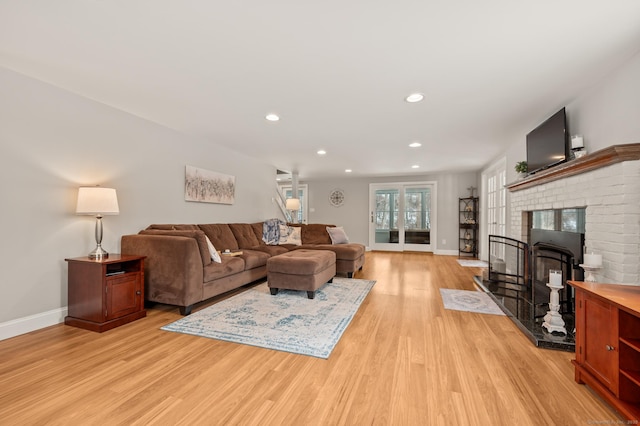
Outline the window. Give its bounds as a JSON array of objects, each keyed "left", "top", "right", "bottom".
[
  {"left": 561, "top": 208, "right": 585, "bottom": 232},
  {"left": 532, "top": 210, "right": 556, "bottom": 230},
  {"left": 532, "top": 208, "right": 585, "bottom": 233},
  {"left": 404, "top": 188, "right": 431, "bottom": 230},
  {"left": 375, "top": 190, "right": 399, "bottom": 230}
]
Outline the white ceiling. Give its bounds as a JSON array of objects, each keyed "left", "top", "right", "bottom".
[{"left": 2, "top": 1, "right": 640, "bottom": 179}]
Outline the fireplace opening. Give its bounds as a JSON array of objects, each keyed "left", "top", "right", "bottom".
[{"left": 480, "top": 208, "right": 586, "bottom": 351}]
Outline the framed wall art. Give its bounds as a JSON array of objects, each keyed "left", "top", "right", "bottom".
[
  {"left": 185, "top": 165, "right": 235, "bottom": 204},
  {"left": 329, "top": 188, "right": 345, "bottom": 207}
]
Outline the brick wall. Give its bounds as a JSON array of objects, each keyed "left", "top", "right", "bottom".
[{"left": 510, "top": 160, "right": 640, "bottom": 285}]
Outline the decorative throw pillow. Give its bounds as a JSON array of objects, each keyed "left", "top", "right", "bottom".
[
  {"left": 205, "top": 236, "right": 222, "bottom": 263},
  {"left": 279, "top": 224, "right": 302, "bottom": 246},
  {"left": 327, "top": 226, "right": 349, "bottom": 244}
]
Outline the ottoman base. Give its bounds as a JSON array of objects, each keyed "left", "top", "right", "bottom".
[{"left": 269, "top": 277, "right": 334, "bottom": 299}]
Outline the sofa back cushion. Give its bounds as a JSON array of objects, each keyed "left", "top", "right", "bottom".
[
  {"left": 146, "top": 224, "right": 200, "bottom": 231},
  {"left": 229, "top": 223, "right": 261, "bottom": 249},
  {"left": 299, "top": 223, "right": 335, "bottom": 245},
  {"left": 139, "top": 229, "right": 212, "bottom": 266},
  {"left": 250, "top": 222, "right": 266, "bottom": 245},
  {"left": 198, "top": 224, "right": 239, "bottom": 251}
]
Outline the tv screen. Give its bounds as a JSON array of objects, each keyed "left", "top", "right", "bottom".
[{"left": 526, "top": 108, "right": 568, "bottom": 174}]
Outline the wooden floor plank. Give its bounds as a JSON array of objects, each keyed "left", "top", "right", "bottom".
[{"left": 0, "top": 252, "right": 621, "bottom": 424}]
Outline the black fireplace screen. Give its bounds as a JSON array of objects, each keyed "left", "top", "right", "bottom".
[{"left": 482, "top": 232, "right": 584, "bottom": 351}]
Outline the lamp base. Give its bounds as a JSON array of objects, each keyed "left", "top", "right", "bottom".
[
  {"left": 288, "top": 210, "right": 298, "bottom": 224},
  {"left": 88, "top": 245, "right": 109, "bottom": 260}
]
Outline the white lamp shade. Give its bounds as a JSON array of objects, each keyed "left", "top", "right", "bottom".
[
  {"left": 285, "top": 198, "right": 301, "bottom": 211},
  {"left": 76, "top": 187, "right": 120, "bottom": 215}
]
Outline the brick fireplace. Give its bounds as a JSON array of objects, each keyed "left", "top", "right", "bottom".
[
  {"left": 478, "top": 144, "right": 640, "bottom": 350},
  {"left": 507, "top": 143, "right": 640, "bottom": 285}
]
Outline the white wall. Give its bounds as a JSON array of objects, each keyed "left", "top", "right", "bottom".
[
  {"left": 567, "top": 51, "right": 640, "bottom": 151},
  {"left": 303, "top": 171, "right": 478, "bottom": 253},
  {"left": 500, "top": 50, "right": 640, "bottom": 181},
  {"left": 0, "top": 68, "right": 279, "bottom": 330},
  {"left": 487, "top": 50, "right": 640, "bottom": 241}
]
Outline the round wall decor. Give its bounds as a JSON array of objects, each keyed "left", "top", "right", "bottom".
[{"left": 329, "top": 188, "right": 345, "bottom": 207}]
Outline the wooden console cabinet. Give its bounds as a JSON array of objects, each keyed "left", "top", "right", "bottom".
[
  {"left": 569, "top": 280, "right": 640, "bottom": 421},
  {"left": 65, "top": 254, "right": 146, "bottom": 332}
]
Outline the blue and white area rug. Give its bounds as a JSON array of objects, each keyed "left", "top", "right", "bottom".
[
  {"left": 440, "top": 288, "right": 505, "bottom": 316},
  {"left": 161, "top": 278, "right": 376, "bottom": 359},
  {"left": 456, "top": 259, "right": 488, "bottom": 268}
]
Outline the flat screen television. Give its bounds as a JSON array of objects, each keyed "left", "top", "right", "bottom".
[{"left": 526, "top": 107, "right": 569, "bottom": 175}]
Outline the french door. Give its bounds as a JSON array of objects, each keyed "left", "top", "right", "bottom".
[
  {"left": 481, "top": 158, "right": 506, "bottom": 261},
  {"left": 369, "top": 182, "right": 436, "bottom": 252}
]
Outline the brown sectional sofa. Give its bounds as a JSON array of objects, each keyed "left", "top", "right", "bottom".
[{"left": 121, "top": 222, "right": 365, "bottom": 315}]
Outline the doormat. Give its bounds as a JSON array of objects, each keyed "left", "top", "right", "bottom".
[
  {"left": 457, "top": 259, "right": 488, "bottom": 268},
  {"left": 440, "top": 288, "right": 505, "bottom": 316}
]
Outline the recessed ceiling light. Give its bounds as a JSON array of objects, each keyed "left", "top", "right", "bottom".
[
  {"left": 317, "top": 150, "right": 327, "bottom": 155},
  {"left": 265, "top": 113, "right": 280, "bottom": 121},
  {"left": 409, "top": 142, "right": 422, "bottom": 148},
  {"left": 411, "top": 165, "right": 420, "bottom": 169},
  {"left": 405, "top": 93, "right": 424, "bottom": 103},
  {"left": 345, "top": 169, "right": 352, "bottom": 173}
]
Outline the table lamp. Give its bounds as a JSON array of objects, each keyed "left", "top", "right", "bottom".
[
  {"left": 76, "top": 186, "right": 119, "bottom": 259},
  {"left": 285, "top": 198, "right": 301, "bottom": 224}
]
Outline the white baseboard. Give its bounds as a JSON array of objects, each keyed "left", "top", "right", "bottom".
[
  {"left": 0, "top": 307, "right": 67, "bottom": 341},
  {"left": 434, "top": 249, "right": 459, "bottom": 256}
]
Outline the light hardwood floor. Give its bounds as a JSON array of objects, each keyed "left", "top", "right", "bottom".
[{"left": 0, "top": 252, "right": 620, "bottom": 425}]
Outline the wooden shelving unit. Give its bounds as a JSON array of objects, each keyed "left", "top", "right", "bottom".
[{"left": 458, "top": 197, "right": 478, "bottom": 258}]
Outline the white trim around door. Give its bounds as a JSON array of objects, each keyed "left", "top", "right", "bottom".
[{"left": 369, "top": 181, "right": 437, "bottom": 252}]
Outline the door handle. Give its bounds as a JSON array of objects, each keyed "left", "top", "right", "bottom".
[{"left": 605, "top": 345, "right": 615, "bottom": 351}]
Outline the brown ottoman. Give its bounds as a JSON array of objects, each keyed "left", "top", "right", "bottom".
[{"left": 267, "top": 250, "right": 336, "bottom": 299}]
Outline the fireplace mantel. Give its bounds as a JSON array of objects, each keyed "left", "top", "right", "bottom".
[{"left": 507, "top": 143, "right": 640, "bottom": 192}]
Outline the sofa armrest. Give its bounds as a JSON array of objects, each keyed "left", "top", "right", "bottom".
[{"left": 121, "top": 234, "right": 204, "bottom": 308}]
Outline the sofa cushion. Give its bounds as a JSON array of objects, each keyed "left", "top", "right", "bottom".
[
  {"left": 327, "top": 226, "right": 349, "bottom": 244},
  {"left": 299, "top": 223, "right": 335, "bottom": 245},
  {"left": 203, "top": 256, "right": 245, "bottom": 282},
  {"left": 250, "top": 222, "right": 266, "bottom": 245},
  {"left": 198, "top": 224, "right": 239, "bottom": 251},
  {"left": 146, "top": 224, "right": 200, "bottom": 231},
  {"left": 248, "top": 245, "right": 290, "bottom": 256},
  {"left": 236, "top": 249, "right": 270, "bottom": 270},
  {"left": 279, "top": 224, "right": 302, "bottom": 245},
  {"left": 297, "top": 243, "right": 365, "bottom": 261},
  {"left": 139, "top": 229, "right": 212, "bottom": 266},
  {"left": 229, "top": 223, "right": 262, "bottom": 249}
]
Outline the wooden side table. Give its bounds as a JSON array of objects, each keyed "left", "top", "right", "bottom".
[{"left": 65, "top": 254, "right": 146, "bottom": 332}]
